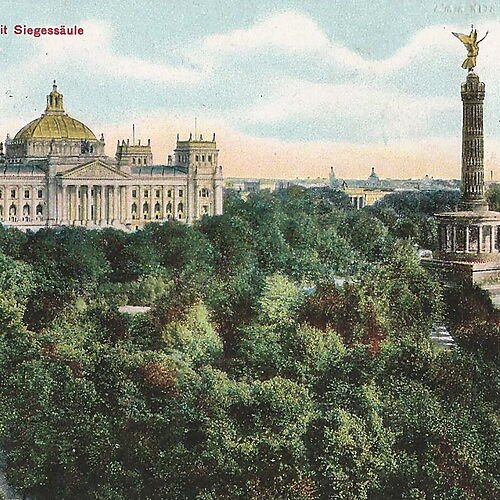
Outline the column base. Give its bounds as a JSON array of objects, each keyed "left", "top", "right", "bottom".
[{"left": 459, "top": 199, "right": 489, "bottom": 211}]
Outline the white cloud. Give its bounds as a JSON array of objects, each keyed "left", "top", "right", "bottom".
[
  {"left": 236, "top": 79, "right": 456, "bottom": 140},
  {"left": 38, "top": 20, "right": 203, "bottom": 84},
  {"left": 202, "top": 11, "right": 329, "bottom": 55},
  {"left": 196, "top": 11, "right": 500, "bottom": 77}
]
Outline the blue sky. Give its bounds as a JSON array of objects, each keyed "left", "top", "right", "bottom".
[{"left": 1, "top": 0, "right": 500, "bottom": 179}]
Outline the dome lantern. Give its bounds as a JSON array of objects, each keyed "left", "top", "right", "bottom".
[{"left": 45, "top": 80, "right": 65, "bottom": 113}]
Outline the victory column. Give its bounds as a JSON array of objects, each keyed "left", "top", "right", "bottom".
[{"left": 423, "top": 27, "right": 500, "bottom": 283}]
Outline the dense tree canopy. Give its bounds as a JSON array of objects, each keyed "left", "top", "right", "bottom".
[{"left": 0, "top": 187, "right": 498, "bottom": 499}]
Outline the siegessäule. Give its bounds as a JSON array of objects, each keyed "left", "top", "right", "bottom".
[{"left": 12, "top": 25, "right": 84, "bottom": 37}]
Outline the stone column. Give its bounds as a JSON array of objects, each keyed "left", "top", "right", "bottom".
[
  {"left": 112, "top": 185, "right": 118, "bottom": 224},
  {"left": 187, "top": 175, "right": 196, "bottom": 223},
  {"left": 126, "top": 186, "right": 131, "bottom": 222},
  {"left": 119, "top": 186, "right": 125, "bottom": 223},
  {"left": 149, "top": 184, "right": 153, "bottom": 220},
  {"left": 452, "top": 225, "right": 457, "bottom": 252},
  {"left": 99, "top": 185, "right": 106, "bottom": 225},
  {"left": 494, "top": 225, "right": 498, "bottom": 252},
  {"left": 160, "top": 185, "right": 164, "bottom": 221},
  {"left": 478, "top": 225, "right": 483, "bottom": 253},
  {"left": 465, "top": 225, "right": 470, "bottom": 252},
  {"left": 47, "top": 166, "right": 58, "bottom": 224},
  {"left": 86, "top": 185, "right": 92, "bottom": 224},
  {"left": 60, "top": 184, "right": 67, "bottom": 224},
  {"left": 74, "top": 186, "right": 79, "bottom": 223},
  {"left": 30, "top": 190, "right": 36, "bottom": 224},
  {"left": 138, "top": 185, "right": 143, "bottom": 221},
  {"left": 459, "top": 71, "right": 488, "bottom": 211},
  {"left": 444, "top": 224, "right": 450, "bottom": 252},
  {"left": 75, "top": 185, "right": 83, "bottom": 224}
]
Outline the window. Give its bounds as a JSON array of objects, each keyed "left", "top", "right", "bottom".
[
  {"left": 132, "top": 189, "right": 137, "bottom": 198},
  {"left": 202, "top": 205, "right": 209, "bottom": 214},
  {"left": 167, "top": 190, "right": 172, "bottom": 197},
  {"left": 143, "top": 202, "right": 149, "bottom": 218},
  {"left": 132, "top": 158, "right": 136, "bottom": 164},
  {"left": 22, "top": 204, "right": 30, "bottom": 221},
  {"left": 195, "top": 155, "right": 199, "bottom": 161},
  {"left": 131, "top": 203, "right": 137, "bottom": 220},
  {"left": 178, "top": 190, "right": 183, "bottom": 197},
  {"left": 0, "top": 190, "right": 2, "bottom": 199},
  {"left": 24, "top": 190, "right": 30, "bottom": 199},
  {"left": 177, "top": 202, "right": 184, "bottom": 213},
  {"left": 0, "top": 206, "right": 3, "bottom": 216},
  {"left": 155, "top": 190, "right": 160, "bottom": 198},
  {"left": 166, "top": 202, "right": 172, "bottom": 213},
  {"left": 37, "top": 189, "right": 43, "bottom": 199},
  {"left": 144, "top": 190, "right": 149, "bottom": 198},
  {"left": 9, "top": 204, "right": 17, "bottom": 221},
  {"left": 154, "top": 202, "right": 161, "bottom": 219},
  {"left": 208, "top": 155, "right": 212, "bottom": 162},
  {"left": 36, "top": 205, "right": 43, "bottom": 215},
  {"left": 202, "top": 155, "right": 205, "bottom": 161},
  {"left": 137, "top": 158, "right": 141, "bottom": 164},
  {"left": 144, "top": 158, "right": 147, "bottom": 165},
  {"left": 10, "top": 190, "right": 16, "bottom": 199},
  {"left": 199, "top": 188, "right": 209, "bottom": 198},
  {"left": 178, "top": 213, "right": 182, "bottom": 219}
]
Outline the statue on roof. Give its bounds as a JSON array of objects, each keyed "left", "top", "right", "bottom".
[{"left": 452, "top": 25, "right": 489, "bottom": 71}]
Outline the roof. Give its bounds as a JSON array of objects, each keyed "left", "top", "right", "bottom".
[
  {"left": 131, "top": 165, "right": 188, "bottom": 177},
  {"left": 0, "top": 164, "right": 46, "bottom": 177},
  {"left": 14, "top": 114, "right": 97, "bottom": 141}
]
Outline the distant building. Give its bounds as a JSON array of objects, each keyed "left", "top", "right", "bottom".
[
  {"left": 0, "top": 82, "right": 224, "bottom": 230},
  {"left": 366, "top": 167, "right": 380, "bottom": 187},
  {"left": 344, "top": 187, "right": 390, "bottom": 209},
  {"left": 329, "top": 167, "right": 340, "bottom": 189}
]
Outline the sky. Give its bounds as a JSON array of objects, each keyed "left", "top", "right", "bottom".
[{"left": 1, "top": 0, "right": 500, "bottom": 179}]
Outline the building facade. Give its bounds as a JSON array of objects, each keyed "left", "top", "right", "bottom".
[{"left": 0, "top": 83, "right": 224, "bottom": 230}]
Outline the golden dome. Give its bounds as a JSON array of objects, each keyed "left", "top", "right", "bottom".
[{"left": 14, "top": 82, "right": 97, "bottom": 141}]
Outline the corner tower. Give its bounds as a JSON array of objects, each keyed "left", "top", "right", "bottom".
[{"left": 174, "top": 133, "right": 223, "bottom": 222}]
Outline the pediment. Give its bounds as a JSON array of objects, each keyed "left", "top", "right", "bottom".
[{"left": 61, "top": 160, "right": 131, "bottom": 179}]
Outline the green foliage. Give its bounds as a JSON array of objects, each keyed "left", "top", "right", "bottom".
[
  {"left": 370, "top": 190, "right": 460, "bottom": 249},
  {"left": 0, "top": 186, "right": 497, "bottom": 499},
  {"left": 486, "top": 183, "right": 500, "bottom": 211}
]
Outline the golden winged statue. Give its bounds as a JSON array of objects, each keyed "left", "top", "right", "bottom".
[{"left": 452, "top": 26, "right": 489, "bottom": 70}]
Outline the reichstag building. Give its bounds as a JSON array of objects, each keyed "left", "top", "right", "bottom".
[{"left": 0, "top": 82, "right": 224, "bottom": 230}]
